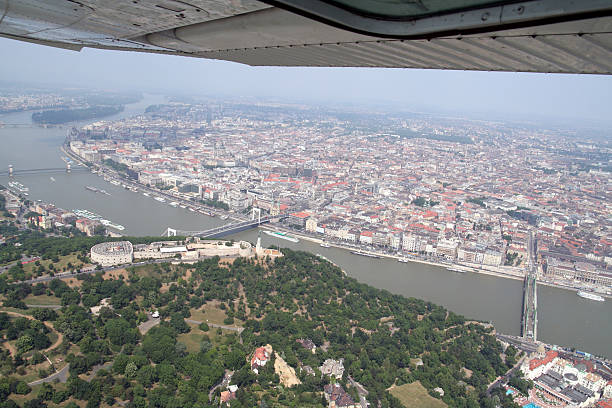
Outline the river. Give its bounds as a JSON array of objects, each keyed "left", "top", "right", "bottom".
[{"left": 1, "top": 95, "right": 610, "bottom": 358}]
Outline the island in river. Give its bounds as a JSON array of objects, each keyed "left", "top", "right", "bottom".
[{"left": 32, "top": 105, "right": 124, "bottom": 124}]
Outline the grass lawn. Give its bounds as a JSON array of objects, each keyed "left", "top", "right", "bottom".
[
  {"left": 9, "top": 383, "right": 84, "bottom": 407},
  {"left": 177, "top": 323, "right": 237, "bottom": 353},
  {"left": 14, "top": 358, "right": 55, "bottom": 383},
  {"left": 10, "top": 384, "right": 43, "bottom": 406},
  {"left": 177, "top": 323, "right": 205, "bottom": 353},
  {"left": 389, "top": 381, "right": 448, "bottom": 408},
  {"left": 189, "top": 303, "right": 243, "bottom": 327},
  {"left": 0, "top": 306, "right": 36, "bottom": 315},
  {"left": 22, "top": 253, "right": 84, "bottom": 276},
  {"left": 128, "top": 262, "right": 181, "bottom": 279},
  {"left": 23, "top": 294, "right": 61, "bottom": 305}
]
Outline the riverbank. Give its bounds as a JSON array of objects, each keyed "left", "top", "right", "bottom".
[
  {"left": 64, "top": 144, "right": 610, "bottom": 302},
  {"left": 274, "top": 228, "right": 525, "bottom": 280},
  {"left": 263, "top": 227, "right": 612, "bottom": 300}
]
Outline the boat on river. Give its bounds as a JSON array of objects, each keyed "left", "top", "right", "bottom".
[
  {"left": 351, "top": 250, "right": 381, "bottom": 259},
  {"left": 264, "top": 230, "right": 299, "bottom": 243},
  {"left": 577, "top": 291, "right": 605, "bottom": 302}
]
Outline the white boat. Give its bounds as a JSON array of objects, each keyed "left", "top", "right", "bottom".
[
  {"left": 100, "top": 219, "right": 126, "bottom": 231},
  {"left": 189, "top": 207, "right": 195, "bottom": 212},
  {"left": 8, "top": 181, "right": 29, "bottom": 192},
  {"left": 447, "top": 266, "right": 467, "bottom": 273},
  {"left": 154, "top": 196, "right": 166, "bottom": 203},
  {"left": 74, "top": 209, "right": 101, "bottom": 220},
  {"left": 110, "top": 180, "right": 120, "bottom": 186},
  {"left": 50, "top": 177, "right": 56, "bottom": 182},
  {"left": 577, "top": 291, "right": 605, "bottom": 302},
  {"left": 180, "top": 205, "right": 187, "bottom": 209},
  {"left": 350, "top": 250, "right": 381, "bottom": 258},
  {"left": 169, "top": 202, "right": 179, "bottom": 207},
  {"left": 263, "top": 230, "right": 299, "bottom": 243},
  {"left": 320, "top": 242, "right": 331, "bottom": 248},
  {"left": 143, "top": 192, "right": 150, "bottom": 197},
  {"left": 398, "top": 257, "right": 409, "bottom": 263}
]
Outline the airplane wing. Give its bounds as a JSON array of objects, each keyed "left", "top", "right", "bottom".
[{"left": 1, "top": 0, "right": 611, "bottom": 74}]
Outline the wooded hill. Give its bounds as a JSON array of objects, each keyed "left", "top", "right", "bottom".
[{"left": 1, "top": 247, "right": 521, "bottom": 408}]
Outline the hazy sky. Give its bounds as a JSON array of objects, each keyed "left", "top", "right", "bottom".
[{"left": 2, "top": 36, "right": 611, "bottom": 127}]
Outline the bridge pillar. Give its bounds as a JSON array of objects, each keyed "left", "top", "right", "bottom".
[
  {"left": 251, "top": 207, "right": 262, "bottom": 224},
  {"left": 167, "top": 228, "right": 177, "bottom": 237},
  {"left": 8, "top": 165, "right": 13, "bottom": 177}
]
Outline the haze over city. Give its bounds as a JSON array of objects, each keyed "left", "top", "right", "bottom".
[{"left": 2, "top": 36, "right": 612, "bottom": 129}]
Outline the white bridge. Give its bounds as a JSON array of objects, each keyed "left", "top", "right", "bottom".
[{"left": 163, "top": 208, "right": 286, "bottom": 238}]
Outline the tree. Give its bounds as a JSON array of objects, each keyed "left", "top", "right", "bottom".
[
  {"left": 15, "top": 381, "right": 31, "bottom": 395},
  {"left": 112, "top": 354, "right": 130, "bottom": 374},
  {"left": 61, "top": 290, "right": 81, "bottom": 306},
  {"left": 169, "top": 313, "right": 190, "bottom": 334},
  {"left": 15, "top": 335, "right": 34, "bottom": 354},
  {"left": 124, "top": 361, "right": 138, "bottom": 379},
  {"left": 200, "top": 340, "right": 212, "bottom": 354},
  {"left": 23, "top": 399, "right": 46, "bottom": 408},
  {"left": 142, "top": 326, "right": 177, "bottom": 364},
  {"left": 32, "top": 308, "right": 58, "bottom": 321},
  {"left": 93, "top": 225, "right": 106, "bottom": 236},
  {"left": 137, "top": 365, "right": 158, "bottom": 388},
  {"left": 37, "top": 383, "right": 54, "bottom": 401},
  {"left": 105, "top": 318, "right": 138, "bottom": 346}
]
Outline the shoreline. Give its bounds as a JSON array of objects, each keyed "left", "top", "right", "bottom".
[{"left": 262, "top": 227, "right": 611, "bottom": 300}]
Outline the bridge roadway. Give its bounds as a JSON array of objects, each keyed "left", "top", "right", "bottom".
[
  {"left": 0, "top": 167, "right": 88, "bottom": 176},
  {"left": 0, "top": 123, "right": 40, "bottom": 128},
  {"left": 166, "top": 215, "right": 286, "bottom": 238},
  {"left": 521, "top": 231, "right": 538, "bottom": 341}
]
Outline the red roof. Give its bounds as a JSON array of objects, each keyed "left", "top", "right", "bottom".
[
  {"left": 220, "top": 391, "right": 235, "bottom": 403},
  {"left": 251, "top": 346, "right": 269, "bottom": 368},
  {"left": 529, "top": 350, "right": 558, "bottom": 371},
  {"left": 290, "top": 211, "right": 310, "bottom": 218}
]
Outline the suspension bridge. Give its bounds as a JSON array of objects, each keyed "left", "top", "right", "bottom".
[
  {"left": 163, "top": 213, "right": 287, "bottom": 239},
  {"left": 163, "top": 208, "right": 287, "bottom": 238},
  {"left": 0, "top": 162, "right": 88, "bottom": 176}
]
